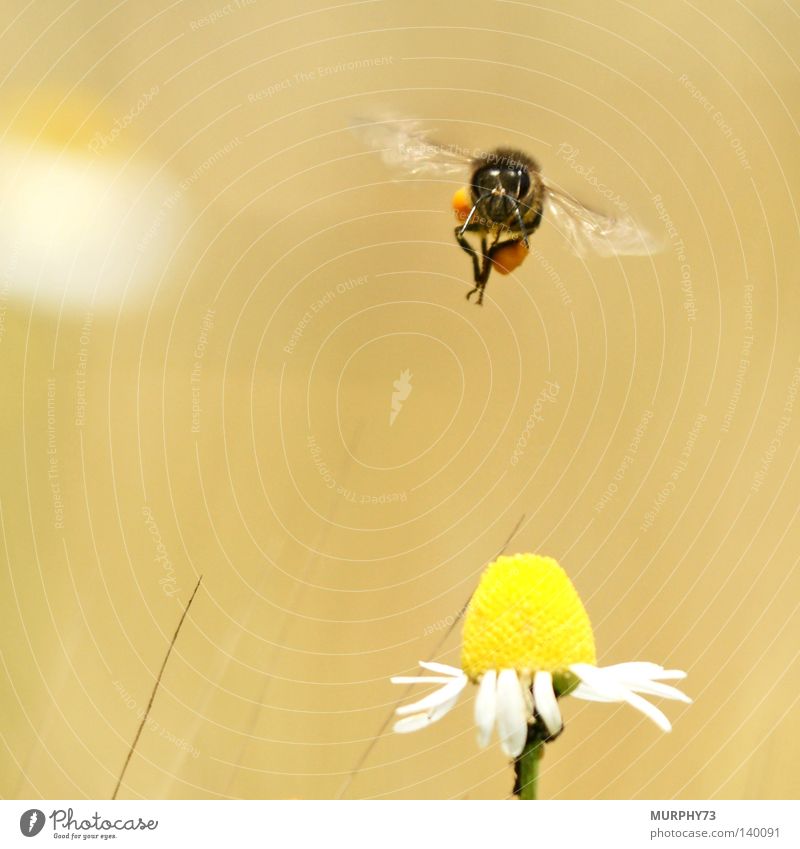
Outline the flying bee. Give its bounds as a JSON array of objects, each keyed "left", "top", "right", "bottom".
[
  {"left": 353, "top": 118, "right": 661, "bottom": 304},
  {"left": 453, "top": 147, "right": 544, "bottom": 303}
]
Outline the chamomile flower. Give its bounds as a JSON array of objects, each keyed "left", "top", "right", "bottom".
[{"left": 391, "top": 554, "right": 690, "bottom": 758}]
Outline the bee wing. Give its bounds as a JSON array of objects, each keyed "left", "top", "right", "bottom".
[
  {"left": 350, "top": 117, "right": 471, "bottom": 178},
  {"left": 542, "top": 180, "right": 663, "bottom": 258}
]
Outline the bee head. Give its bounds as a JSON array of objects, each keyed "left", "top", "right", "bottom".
[{"left": 471, "top": 153, "right": 531, "bottom": 223}]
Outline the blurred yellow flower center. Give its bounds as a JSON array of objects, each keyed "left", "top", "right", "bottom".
[{"left": 461, "top": 554, "right": 596, "bottom": 680}]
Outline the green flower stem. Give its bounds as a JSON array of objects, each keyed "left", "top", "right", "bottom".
[{"left": 516, "top": 739, "right": 543, "bottom": 800}]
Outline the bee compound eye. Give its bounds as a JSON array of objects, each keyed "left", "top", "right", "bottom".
[{"left": 471, "top": 165, "right": 501, "bottom": 198}]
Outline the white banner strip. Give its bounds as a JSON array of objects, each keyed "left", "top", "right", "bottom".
[{"left": 2, "top": 800, "right": 797, "bottom": 847}]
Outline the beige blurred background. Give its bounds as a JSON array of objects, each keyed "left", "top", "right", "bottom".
[{"left": 1, "top": 0, "right": 798, "bottom": 800}]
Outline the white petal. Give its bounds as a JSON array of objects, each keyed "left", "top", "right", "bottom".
[
  {"left": 392, "top": 690, "right": 463, "bottom": 734},
  {"left": 621, "top": 679, "right": 692, "bottom": 704},
  {"left": 395, "top": 674, "right": 467, "bottom": 717},
  {"left": 496, "top": 669, "right": 528, "bottom": 757},
  {"left": 584, "top": 662, "right": 691, "bottom": 704},
  {"left": 571, "top": 664, "right": 672, "bottom": 732},
  {"left": 418, "top": 661, "right": 464, "bottom": 676},
  {"left": 569, "top": 683, "right": 617, "bottom": 702},
  {"left": 571, "top": 673, "right": 689, "bottom": 704},
  {"left": 658, "top": 669, "right": 688, "bottom": 681},
  {"left": 474, "top": 670, "right": 497, "bottom": 748},
  {"left": 604, "top": 662, "right": 688, "bottom": 686},
  {"left": 621, "top": 691, "right": 673, "bottom": 732},
  {"left": 533, "top": 670, "right": 563, "bottom": 736},
  {"left": 431, "top": 691, "right": 463, "bottom": 719},
  {"left": 393, "top": 714, "right": 435, "bottom": 733}
]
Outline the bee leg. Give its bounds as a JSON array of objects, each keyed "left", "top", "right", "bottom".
[
  {"left": 467, "top": 285, "right": 486, "bottom": 305},
  {"left": 455, "top": 228, "right": 492, "bottom": 305},
  {"left": 455, "top": 226, "right": 482, "bottom": 283},
  {"left": 513, "top": 205, "right": 530, "bottom": 247}
]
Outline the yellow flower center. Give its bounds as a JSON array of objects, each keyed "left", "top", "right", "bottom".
[{"left": 461, "top": 554, "right": 596, "bottom": 680}]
